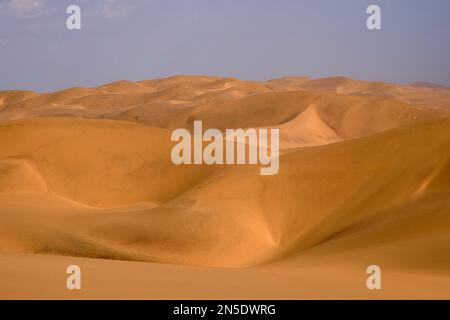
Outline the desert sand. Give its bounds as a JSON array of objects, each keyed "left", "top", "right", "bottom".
[{"left": 0, "top": 76, "right": 450, "bottom": 299}]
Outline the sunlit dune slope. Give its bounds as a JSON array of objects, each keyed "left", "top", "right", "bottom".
[
  {"left": 0, "top": 117, "right": 449, "bottom": 270},
  {"left": 155, "top": 90, "right": 449, "bottom": 148}
]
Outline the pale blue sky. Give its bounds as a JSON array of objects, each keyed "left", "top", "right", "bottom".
[{"left": 1, "top": 0, "right": 449, "bottom": 92}]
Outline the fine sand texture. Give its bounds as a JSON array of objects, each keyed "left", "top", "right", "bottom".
[{"left": 0, "top": 76, "right": 450, "bottom": 299}]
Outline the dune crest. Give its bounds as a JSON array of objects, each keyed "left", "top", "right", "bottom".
[{"left": 0, "top": 159, "right": 48, "bottom": 194}]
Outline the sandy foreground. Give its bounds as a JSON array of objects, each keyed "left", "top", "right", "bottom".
[
  {"left": 2, "top": 253, "right": 450, "bottom": 299},
  {"left": 0, "top": 76, "right": 450, "bottom": 299}
]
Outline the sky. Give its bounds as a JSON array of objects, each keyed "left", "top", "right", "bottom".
[{"left": 0, "top": 0, "right": 449, "bottom": 92}]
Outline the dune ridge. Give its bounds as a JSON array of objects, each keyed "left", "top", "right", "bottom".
[{"left": 1, "top": 75, "right": 450, "bottom": 123}]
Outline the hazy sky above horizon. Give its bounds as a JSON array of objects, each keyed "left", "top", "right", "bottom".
[{"left": 0, "top": 0, "right": 449, "bottom": 92}]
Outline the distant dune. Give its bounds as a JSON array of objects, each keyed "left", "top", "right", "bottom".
[
  {"left": 1, "top": 75, "right": 450, "bottom": 123},
  {"left": 0, "top": 76, "right": 450, "bottom": 299},
  {"left": 410, "top": 81, "right": 450, "bottom": 90}
]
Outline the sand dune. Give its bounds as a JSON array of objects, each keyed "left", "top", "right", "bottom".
[
  {"left": 0, "top": 118, "right": 213, "bottom": 207},
  {"left": 0, "top": 118, "right": 449, "bottom": 267},
  {"left": 274, "top": 103, "right": 341, "bottom": 148},
  {"left": 410, "top": 81, "right": 450, "bottom": 90},
  {"left": 0, "top": 76, "right": 450, "bottom": 298},
  {"left": 146, "top": 90, "right": 449, "bottom": 149}
]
